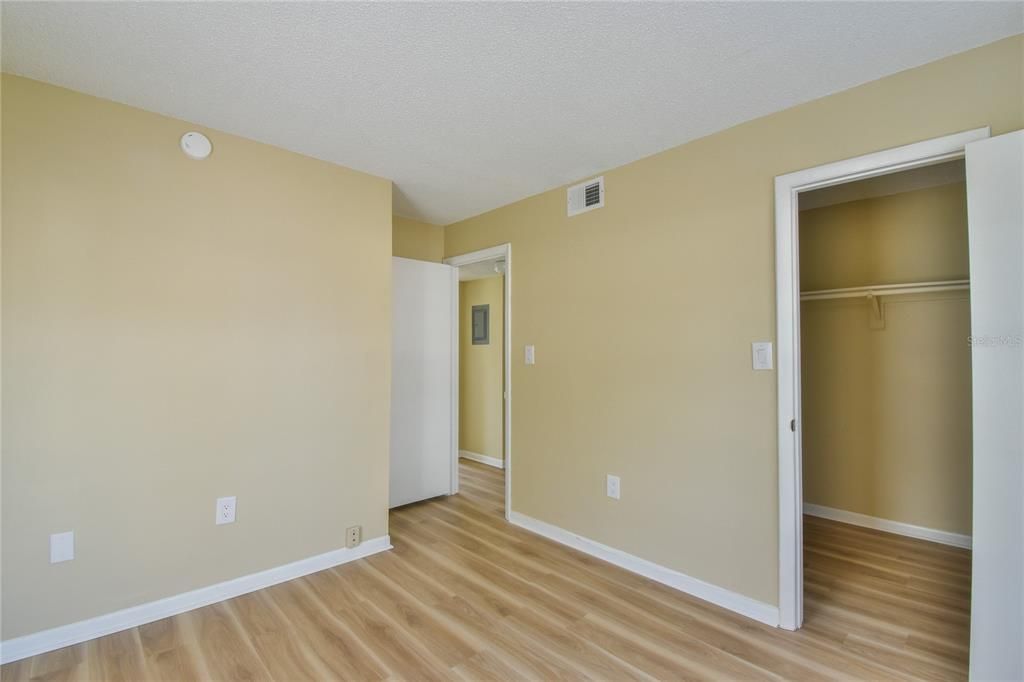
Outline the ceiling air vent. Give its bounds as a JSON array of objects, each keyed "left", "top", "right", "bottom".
[{"left": 567, "top": 176, "right": 604, "bottom": 217}]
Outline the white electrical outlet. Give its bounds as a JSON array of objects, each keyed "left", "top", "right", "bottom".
[
  {"left": 50, "top": 531, "right": 74, "bottom": 564},
  {"left": 346, "top": 525, "right": 362, "bottom": 548},
  {"left": 525, "top": 344, "right": 535, "bottom": 365},
  {"left": 215, "top": 496, "right": 237, "bottom": 525},
  {"left": 606, "top": 475, "right": 621, "bottom": 500}
]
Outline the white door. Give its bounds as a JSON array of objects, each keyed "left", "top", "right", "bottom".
[
  {"left": 966, "top": 131, "right": 1023, "bottom": 681},
  {"left": 390, "top": 257, "right": 456, "bottom": 508}
]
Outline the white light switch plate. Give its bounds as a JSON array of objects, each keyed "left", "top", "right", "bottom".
[
  {"left": 752, "top": 342, "right": 773, "bottom": 370},
  {"left": 606, "top": 474, "right": 621, "bottom": 500},
  {"left": 525, "top": 345, "right": 535, "bottom": 365},
  {"left": 50, "top": 531, "right": 74, "bottom": 563},
  {"left": 216, "top": 496, "right": 237, "bottom": 525}
]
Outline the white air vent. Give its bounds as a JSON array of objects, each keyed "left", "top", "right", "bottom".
[{"left": 567, "top": 176, "right": 604, "bottom": 217}]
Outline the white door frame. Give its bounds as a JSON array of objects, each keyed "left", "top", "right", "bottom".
[
  {"left": 444, "top": 243, "right": 512, "bottom": 520},
  {"left": 774, "top": 127, "right": 989, "bottom": 631}
]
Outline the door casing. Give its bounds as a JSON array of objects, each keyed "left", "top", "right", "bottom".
[
  {"left": 444, "top": 243, "right": 513, "bottom": 520},
  {"left": 773, "top": 127, "right": 990, "bottom": 631}
]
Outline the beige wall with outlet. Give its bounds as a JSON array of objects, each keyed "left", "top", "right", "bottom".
[
  {"left": 393, "top": 215, "right": 444, "bottom": 262},
  {"left": 800, "top": 184, "right": 972, "bottom": 535},
  {"left": 459, "top": 276, "right": 504, "bottom": 461},
  {"left": 443, "top": 36, "right": 1022, "bottom": 606},
  {"left": 1, "top": 75, "right": 393, "bottom": 639}
]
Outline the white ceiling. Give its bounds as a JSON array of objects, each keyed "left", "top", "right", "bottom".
[
  {"left": 2, "top": 3, "right": 1021, "bottom": 225},
  {"left": 800, "top": 159, "right": 966, "bottom": 211}
]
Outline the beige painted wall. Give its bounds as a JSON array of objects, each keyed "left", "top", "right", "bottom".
[
  {"left": 444, "top": 36, "right": 1022, "bottom": 606},
  {"left": 393, "top": 215, "right": 444, "bottom": 262},
  {"left": 800, "top": 185, "right": 972, "bottom": 535},
  {"left": 1, "top": 75, "right": 393, "bottom": 639},
  {"left": 459, "top": 276, "right": 504, "bottom": 460},
  {"left": 800, "top": 182, "right": 970, "bottom": 291}
]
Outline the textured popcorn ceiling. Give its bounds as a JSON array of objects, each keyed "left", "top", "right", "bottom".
[{"left": 2, "top": 2, "right": 1021, "bottom": 225}]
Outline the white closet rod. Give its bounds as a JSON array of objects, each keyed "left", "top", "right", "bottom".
[{"left": 800, "top": 279, "right": 970, "bottom": 301}]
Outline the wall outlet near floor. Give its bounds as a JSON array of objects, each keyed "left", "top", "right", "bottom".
[
  {"left": 215, "top": 496, "right": 237, "bottom": 525},
  {"left": 346, "top": 525, "right": 362, "bottom": 548},
  {"left": 606, "top": 475, "right": 621, "bottom": 500},
  {"left": 50, "top": 531, "right": 75, "bottom": 564}
]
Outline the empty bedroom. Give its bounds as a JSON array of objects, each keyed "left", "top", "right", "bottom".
[{"left": 2, "top": 2, "right": 1022, "bottom": 680}]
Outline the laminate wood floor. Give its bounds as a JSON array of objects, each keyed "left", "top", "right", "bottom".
[{"left": 2, "top": 460, "right": 971, "bottom": 680}]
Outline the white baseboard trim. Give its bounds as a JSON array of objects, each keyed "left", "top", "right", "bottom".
[
  {"left": 459, "top": 449, "right": 504, "bottom": 469},
  {"left": 0, "top": 535, "right": 392, "bottom": 665},
  {"left": 508, "top": 512, "right": 779, "bottom": 627},
  {"left": 804, "top": 503, "right": 972, "bottom": 549}
]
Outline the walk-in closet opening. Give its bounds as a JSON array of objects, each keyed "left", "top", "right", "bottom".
[{"left": 797, "top": 159, "right": 973, "bottom": 667}]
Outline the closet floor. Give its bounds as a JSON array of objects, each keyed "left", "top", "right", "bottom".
[
  {"left": 2, "top": 462, "right": 971, "bottom": 680},
  {"left": 803, "top": 514, "right": 971, "bottom": 679}
]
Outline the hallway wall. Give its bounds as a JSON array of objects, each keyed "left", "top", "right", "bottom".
[{"left": 459, "top": 276, "right": 504, "bottom": 462}]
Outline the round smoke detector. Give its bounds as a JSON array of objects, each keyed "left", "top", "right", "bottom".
[{"left": 180, "top": 131, "right": 212, "bottom": 160}]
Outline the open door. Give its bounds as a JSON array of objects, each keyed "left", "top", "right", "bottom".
[
  {"left": 966, "top": 130, "right": 1023, "bottom": 681},
  {"left": 390, "top": 257, "right": 457, "bottom": 508}
]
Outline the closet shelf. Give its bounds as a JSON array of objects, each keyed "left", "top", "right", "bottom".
[{"left": 800, "top": 279, "right": 970, "bottom": 301}]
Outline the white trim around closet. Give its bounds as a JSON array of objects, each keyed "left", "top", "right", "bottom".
[
  {"left": 804, "top": 503, "right": 971, "bottom": 549},
  {"left": 774, "top": 126, "right": 990, "bottom": 631}
]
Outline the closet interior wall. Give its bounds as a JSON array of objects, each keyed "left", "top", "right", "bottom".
[{"left": 799, "top": 176, "right": 973, "bottom": 537}]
